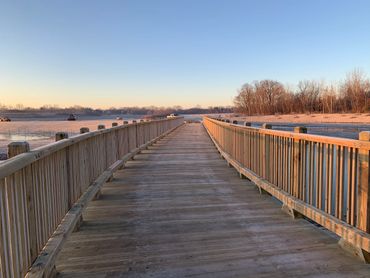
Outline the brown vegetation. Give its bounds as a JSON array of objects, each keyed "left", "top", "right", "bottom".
[{"left": 234, "top": 69, "right": 370, "bottom": 115}]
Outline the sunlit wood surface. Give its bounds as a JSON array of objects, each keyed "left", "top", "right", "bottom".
[{"left": 56, "top": 123, "right": 370, "bottom": 277}]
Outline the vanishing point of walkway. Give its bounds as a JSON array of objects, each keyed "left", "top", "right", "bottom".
[{"left": 56, "top": 123, "right": 370, "bottom": 277}]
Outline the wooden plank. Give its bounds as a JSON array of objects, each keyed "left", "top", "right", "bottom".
[
  {"left": 25, "top": 122, "right": 184, "bottom": 278},
  {"left": 56, "top": 123, "right": 370, "bottom": 277},
  {"left": 205, "top": 122, "right": 370, "bottom": 254}
]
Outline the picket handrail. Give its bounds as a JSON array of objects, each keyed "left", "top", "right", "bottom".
[
  {"left": 0, "top": 117, "right": 184, "bottom": 278},
  {"left": 203, "top": 116, "right": 370, "bottom": 258}
]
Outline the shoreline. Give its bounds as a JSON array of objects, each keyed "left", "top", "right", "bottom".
[{"left": 225, "top": 113, "right": 370, "bottom": 124}]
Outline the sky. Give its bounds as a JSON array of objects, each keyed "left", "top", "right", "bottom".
[{"left": 1, "top": 0, "right": 370, "bottom": 109}]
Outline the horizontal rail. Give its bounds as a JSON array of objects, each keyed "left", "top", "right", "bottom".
[
  {"left": 0, "top": 117, "right": 184, "bottom": 278},
  {"left": 217, "top": 120, "right": 370, "bottom": 150},
  {"left": 203, "top": 116, "right": 370, "bottom": 253}
]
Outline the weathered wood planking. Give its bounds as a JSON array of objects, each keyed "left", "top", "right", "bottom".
[
  {"left": 204, "top": 117, "right": 370, "bottom": 260},
  {"left": 56, "top": 123, "right": 370, "bottom": 278},
  {"left": 0, "top": 117, "right": 183, "bottom": 278}
]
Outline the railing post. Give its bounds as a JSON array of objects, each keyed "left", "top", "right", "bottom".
[
  {"left": 7, "top": 142, "right": 39, "bottom": 264},
  {"left": 80, "top": 127, "right": 90, "bottom": 134},
  {"left": 293, "top": 127, "right": 307, "bottom": 198},
  {"left": 8, "top": 141, "right": 30, "bottom": 158},
  {"left": 262, "top": 123, "right": 271, "bottom": 179},
  {"left": 342, "top": 132, "right": 370, "bottom": 264},
  {"left": 358, "top": 131, "right": 370, "bottom": 232},
  {"left": 55, "top": 132, "right": 68, "bottom": 141}
]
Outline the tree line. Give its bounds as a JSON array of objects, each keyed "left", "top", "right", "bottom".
[
  {"left": 0, "top": 104, "right": 232, "bottom": 116},
  {"left": 234, "top": 70, "right": 370, "bottom": 115}
]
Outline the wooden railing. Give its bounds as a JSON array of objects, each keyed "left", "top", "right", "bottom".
[
  {"left": 0, "top": 117, "right": 183, "bottom": 278},
  {"left": 203, "top": 116, "right": 370, "bottom": 257}
]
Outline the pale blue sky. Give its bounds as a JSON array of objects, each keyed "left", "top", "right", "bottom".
[{"left": 1, "top": 0, "right": 370, "bottom": 108}]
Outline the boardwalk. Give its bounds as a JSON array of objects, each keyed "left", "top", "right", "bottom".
[{"left": 56, "top": 123, "right": 370, "bottom": 277}]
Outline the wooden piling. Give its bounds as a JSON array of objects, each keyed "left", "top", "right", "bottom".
[
  {"left": 7, "top": 141, "right": 30, "bottom": 158},
  {"left": 55, "top": 132, "right": 69, "bottom": 141},
  {"left": 80, "top": 127, "right": 90, "bottom": 134}
]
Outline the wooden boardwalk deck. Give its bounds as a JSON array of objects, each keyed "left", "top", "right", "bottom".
[{"left": 56, "top": 123, "right": 370, "bottom": 277}]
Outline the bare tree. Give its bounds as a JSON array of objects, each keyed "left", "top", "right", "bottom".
[{"left": 341, "top": 69, "right": 370, "bottom": 113}]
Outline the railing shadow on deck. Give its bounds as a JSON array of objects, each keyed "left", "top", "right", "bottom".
[
  {"left": 0, "top": 117, "right": 184, "bottom": 278},
  {"left": 203, "top": 116, "right": 370, "bottom": 262}
]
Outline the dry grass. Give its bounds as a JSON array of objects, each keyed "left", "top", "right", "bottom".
[{"left": 235, "top": 113, "right": 370, "bottom": 124}]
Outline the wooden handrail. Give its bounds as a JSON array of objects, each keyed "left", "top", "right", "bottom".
[
  {"left": 0, "top": 117, "right": 184, "bottom": 278},
  {"left": 203, "top": 116, "right": 370, "bottom": 259},
  {"left": 210, "top": 118, "right": 370, "bottom": 150}
]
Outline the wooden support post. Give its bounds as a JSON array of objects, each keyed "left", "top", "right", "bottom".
[
  {"left": 339, "top": 238, "right": 370, "bottom": 263},
  {"left": 292, "top": 127, "right": 307, "bottom": 198},
  {"left": 8, "top": 141, "right": 30, "bottom": 158},
  {"left": 98, "top": 124, "right": 105, "bottom": 130},
  {"left": 112, "top": 122, "right": 118, "bottom": 127},
  {"left": 49, "top": 265, "right": 58, "bottom": 278},
  {"left": 262, "top": 123, "right": 272, "bottom": 129},
  {"left": 357, "top": 131, "right": 370, "bottom": 232},
  {"left": 261, "top": 123, "right": 271, "bottom": 181},
  {"left": 73, "top": 215, "right": 84, "bottom": 232},
  {"left": 281, "top": 203, "right": 302, "bottom": 219},
  {"left": 55, "top": 132, "right": 68, "bottom": 141},
  {"left": 282, "top": 126, "right": 307, "bottom": 216},
  {"left": 7, "top": 141, "right": 40, "bottom": 265},
  {"left": 244, "top": 122, "right": 251, "bottom": 127},
  {"left": 258, "top": 123, "right": 272, "bottom": 195},
  {"left": 80, "top": 127, "right": 90, "bottom": 134}
]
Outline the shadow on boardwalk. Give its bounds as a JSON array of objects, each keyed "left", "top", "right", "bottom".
[{"left": 57, "top": 123, "right": 370, "bottom": 277}]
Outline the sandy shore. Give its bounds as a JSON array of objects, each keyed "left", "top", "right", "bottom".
[{"left": 227, "top": 113, "right": 370, "bottom": 124}]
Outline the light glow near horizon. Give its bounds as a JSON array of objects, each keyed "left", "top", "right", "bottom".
[{"left": 1, "top": 0, "right": 370, "bottom": 109}]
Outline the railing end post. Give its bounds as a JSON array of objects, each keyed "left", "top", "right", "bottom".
[
  {"left": 358, "top": 130, "right": 370, "bottom": 232},
  {"left": 294, "top": 126, "right": 307, "bottom": 134},
  {"left": 8, "top": 141, "right": 30, "bottom": 158},
  {"left": 80, "top": 127, "right": 90, "bottom": 134},
  {"left": 55, "top": 132, "right": 69, "bottom": 141},
  {"left": 359, "top": 131, "right": 370, "bottom": 141},
  {"left": 262, "top": 123, "right": 272, "bottom": 129}
]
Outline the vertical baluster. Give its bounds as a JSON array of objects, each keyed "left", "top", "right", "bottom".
[{"left": 357, "top": 132, "right": 370, "bottom": 232}]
